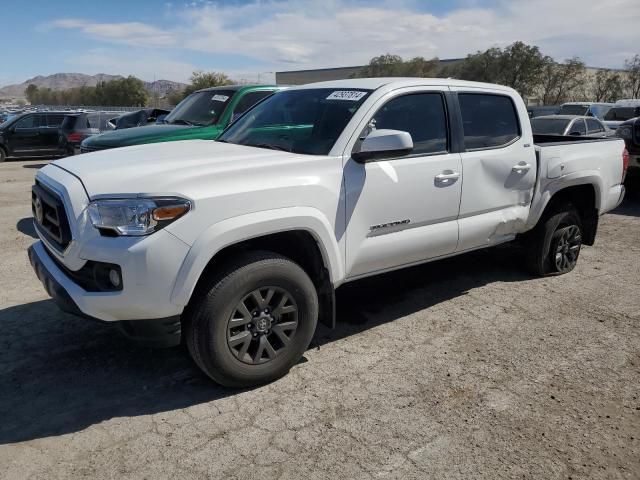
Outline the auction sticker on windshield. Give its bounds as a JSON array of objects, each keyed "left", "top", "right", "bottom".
[
  {"left": 212, "top": 95, "right": 230, "bottom": 102},
  {"left": 326, "top": 91, "right": 367, "bottom": 101}
]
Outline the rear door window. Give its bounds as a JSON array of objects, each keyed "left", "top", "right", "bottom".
[
  {"left": 570, "top": 119, "right": 587, "bottom": 135},
  {"left": 586, "top": 118, "right": 604, "bottom": 133},
  {"left": 458, "top": 94, "right": 520, "bottom": 149},
  {"left": 45, "top": 114, "right": 66, "bottom": 127}
]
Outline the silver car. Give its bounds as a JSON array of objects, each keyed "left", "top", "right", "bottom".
[{"left": 531, "top": 115, "right": 613, "bottom": 138}]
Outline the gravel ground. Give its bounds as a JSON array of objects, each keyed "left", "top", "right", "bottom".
[{"left": 1, "top": 159, "right": 639, "bottom": 480}]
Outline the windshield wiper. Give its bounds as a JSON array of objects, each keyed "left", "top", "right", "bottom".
[{"left": 249, "top": 143, "right": 291, "bottom": 152}]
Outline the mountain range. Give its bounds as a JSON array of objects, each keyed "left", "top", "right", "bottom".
[{"left": 0, "top": 73, "right": 187, "bottom": 99}]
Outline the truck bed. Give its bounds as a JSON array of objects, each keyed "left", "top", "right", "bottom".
[{"left": 532, "top": 134, "right": 625, "bottom": 217}]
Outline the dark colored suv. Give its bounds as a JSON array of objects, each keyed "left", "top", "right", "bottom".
[
  {"left": 59, "top": 111, "right": 123, "bottom": 155},
  {"left": 0, "top": 111, "right": 67, "bottom": 162},
  {"left": 617, "top": 117, "right": 640, "bottom": 175}
]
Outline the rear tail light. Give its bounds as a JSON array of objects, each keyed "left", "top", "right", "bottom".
[
  {"left": 622, "top": 148, "right": 629, "bottom": 182},
  {"left": 67, "top": 132, "right": 83, "bottom": 143}
]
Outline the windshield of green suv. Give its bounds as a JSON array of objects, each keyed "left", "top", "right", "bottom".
[
  {"left": 164, "top": 90, "right": 236, "bottom": 126},
  {"left": 217, "top": 88, "right": 372, "bottom": 155}
]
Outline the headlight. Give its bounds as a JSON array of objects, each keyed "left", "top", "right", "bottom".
[{"left": 87, "top": 197, "right": 191, "bottom": 236}]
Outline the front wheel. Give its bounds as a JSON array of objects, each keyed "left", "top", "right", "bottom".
[
  {"left": 525, "top": 204, "right": 583, "bottom": 276},
  {"left": 183, "top": 251, "right": 318, "bottom": 387},
  {"left": 0, "top": 148, "right": 6, "bottom": 163}
]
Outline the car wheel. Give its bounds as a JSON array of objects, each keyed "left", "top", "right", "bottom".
[
  {"left": 0, "top": 148, "right": 6, "bottom": 163},
  {"left": 525, "top": 204, "right": 583, "bottom": 276},
  {"left": 183, "top": 251, "right": 318, "bottom": 387}
]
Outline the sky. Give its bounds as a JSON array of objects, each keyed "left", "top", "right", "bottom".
[{"left": 1, "top": 0, "right": 639, "bottom": 87}]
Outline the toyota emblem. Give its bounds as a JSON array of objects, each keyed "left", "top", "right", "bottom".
[{"left": 34, "top": 196, "right": 43, "bottom": 224}]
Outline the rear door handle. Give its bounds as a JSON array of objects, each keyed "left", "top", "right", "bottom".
[
  {"left": 512, "top": 163, "right": 531, "bottom": 173},
  {"left": 435, "top": 171, "right": 460, "bottom": 185}
]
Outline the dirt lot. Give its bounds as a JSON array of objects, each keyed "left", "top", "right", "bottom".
[{"left": 0, "top": 159, "right": 639, "bottom": 480}]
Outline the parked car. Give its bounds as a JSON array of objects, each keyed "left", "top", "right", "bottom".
[
  {"left": 527, "top": 105, "right": 560, "bottom": 118},
  {"left": 603, "top": 99, "right": 640, "bottom": 130},
  {"left": 108, "top": 108, "right": 171, "bottom": 130},
  {"left": 558, "top": 102, "right": 612, "bottom": 120},
  {"left": 58, "top": 111, "right": 125, "bottom": 155},
  {"left": 80, "top": 85, "right": 282, "bottom": 153},
  {"left": 29, "top": 78, "right": 626, "bottom": 387},
  {"left": 0, "top": 111, "right": 68, "bottom": 162},
  {"left": 531, "top": 115, "right": 612, "bottom": 137},
  {"left": 616, "top": 117, "right": 640, "bottom": 174}
]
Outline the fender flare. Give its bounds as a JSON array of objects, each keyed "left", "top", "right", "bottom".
[
  {"left": 527, "top": 172, "right": 603, "bottom": 229},
  {"left": 170, "top": 207, "right": 344, "bottom": 307}
]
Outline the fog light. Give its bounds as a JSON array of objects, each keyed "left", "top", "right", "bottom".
[{"left": 108, "top": 269, "right": 121, "bottom": 288}]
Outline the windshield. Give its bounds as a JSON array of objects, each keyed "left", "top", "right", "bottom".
[
  {"left": 164, "top": 90, "right": 236, "bottom": 126},
  {"left": 604, "top": 107, "right": 640, "bottom": 122},
  {"left": 531, "top": 118, "right": 571, "bottom": 135},
  {"left": 559, "top": 105, "right": 588, "bottom": 116},
  {"left": 217, "top": 88, "right": 372, "bottom": 155}
]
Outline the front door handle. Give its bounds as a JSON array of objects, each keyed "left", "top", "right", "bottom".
[
  {"left": 435, "top": 171, "right": 460, "bottom": 185},
  {"left": 512, "top": 162, "right": 532, "bottom": 174}
]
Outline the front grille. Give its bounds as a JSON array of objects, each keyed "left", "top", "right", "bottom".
[{"left": 32, "top": 181, "right": 72, "bottom": 251}]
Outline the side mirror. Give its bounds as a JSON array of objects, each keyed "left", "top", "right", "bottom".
[
  {"left": 569, "top": 130, "right": 582, "bottom": 136},
  {"left": 352, "top": 129, "right": 413, "bottom": 163}
]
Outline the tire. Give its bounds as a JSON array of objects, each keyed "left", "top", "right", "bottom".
[
  {"left": 183, "top": 251, "right": 318, "bottom": 387},
  {"left": 524, "top": 204, "right": 583, "bottom": 276},
  {"left": 0, "top": 148, "right": 6, "bottom": 163}
]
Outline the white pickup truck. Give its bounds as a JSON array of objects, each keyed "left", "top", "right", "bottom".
[{"left": 28, "top": 78, "right": 627, "bottom": 387}]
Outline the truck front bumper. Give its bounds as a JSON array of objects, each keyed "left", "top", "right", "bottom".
[{"left": 28, "top": 241, "right": 184, "bottom": 347}]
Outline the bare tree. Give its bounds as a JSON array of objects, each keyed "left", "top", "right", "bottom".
[
  {"left": 591, "top": 70, "right": 624, "bottom": 102},
  {"left": 624, "top": 55, "right": 640, "bottom": 98},
  {"left": 538, "top": 57, "right": 586, "bottom": 105}
]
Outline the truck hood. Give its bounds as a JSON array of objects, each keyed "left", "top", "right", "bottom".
[
  {"left": 82, "top": 123, "right": 222, "bottom": 148},
  {"left": 52, "top": 140, "right": 304, "bottom": 197}
]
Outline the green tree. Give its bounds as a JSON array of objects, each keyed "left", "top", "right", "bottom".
[
  {"left": 538, "top": 57, "right": 586, "bottom": 105},
  {"left": 25, "top": 84, "right": 39, "bottom": 104},
  {"left": 624, "top": 54, "right": 640, "bottom": 98},
  {"left": 451, "top": 41, "right": 548, "bottom": 99},
  {"left": 352, "top": 54, "right": 440, "bottom": 78},
  {"left": 166, "top": 88, "right": 185, "bottom": 106},
  {"left": 183, "top": 71, "right": 234, "bottom": 97},
  {"left": 591, "top": 70, "right": 624, "bottom": 102}
]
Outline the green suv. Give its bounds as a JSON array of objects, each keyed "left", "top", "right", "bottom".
[{"left": 80, "top": 85, "right": 282, "bottom": 153}]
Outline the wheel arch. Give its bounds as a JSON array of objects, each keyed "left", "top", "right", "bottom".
[
  {"left": 170, "top": 208, "right": 343, "bottom": 327},
  {"left": 532, "top": 179, "right": 601, "bottom": 245}
]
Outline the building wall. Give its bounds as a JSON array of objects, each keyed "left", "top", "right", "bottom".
[{"left": 276, "top": 66, "right": 363, "bottom": 85}]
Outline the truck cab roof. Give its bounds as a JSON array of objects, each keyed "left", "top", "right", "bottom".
[{"left": 292, "top": 77, "right": 517, "bottom": 94}]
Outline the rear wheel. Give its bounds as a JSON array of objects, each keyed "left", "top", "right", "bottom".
[
  {"left": 525, "top": 204, "right": 583, "bottom": 276},
  {"left": 183, "top": 251, "right": 318, "bottom": 387}
]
